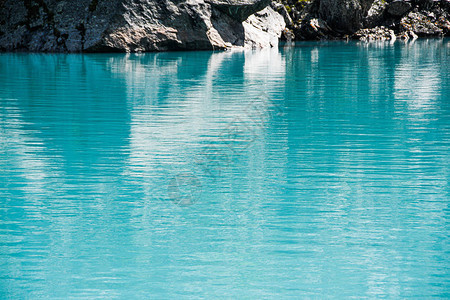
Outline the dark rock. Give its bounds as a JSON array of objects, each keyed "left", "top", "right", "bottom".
[
  {"left": 206, "top": 0, "right": 271, "bottom": 22},
  {"left": 296, "top": 17, "right": 336, "bottom": 40},
  {"left": 387, "top": 1, "right": 412, "bottom": 17},
  {"left": 0, "top": 0, "right": 285, "bottom": 52},
  {"left": 318, "top": 0, "right": 375, "bottom": 33},
  {"left": 417, "top": 0, "right": 436, "bottom": 10},
  {"left": 282, "top": 0, "right": 375, "bottom": 39},
  {"left": 277, "top": 0, "right": 449, "bottom": 40}
]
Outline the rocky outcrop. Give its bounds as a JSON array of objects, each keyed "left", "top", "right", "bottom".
[
  {"left": 387, "top": 0, "right": 412, "bottom": 17},
  {"left": 276, "top": 0, "right": 376, "bottom": 39},
  {"left": 400, "top": 11, "right": 443, "bottom": 36},
  {"left": 354, "top": 26, "right": 396, "bottom": 41},
  {"left": 355, "top": 0, "right": 449, "bottom": 40},
  {"left": 276, "top": 0, "right": 450, "bottom": 41},
  {"left": 0, "top": 0, "right": 285, "bottom": 52},
  {"left": 317, "top": 0, "right": 375, "bottom": 33}
]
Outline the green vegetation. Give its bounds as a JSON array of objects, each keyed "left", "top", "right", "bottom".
[{"left": 283, "top": 0, "right": 312, "bottom": 15}]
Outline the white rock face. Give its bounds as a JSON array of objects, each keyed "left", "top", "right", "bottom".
[
  {"left": 243, "top": 7, "right": 286, "bottom": 49},
  {"left": 0, "top": 0, "right": 285, "bottom": 52}
]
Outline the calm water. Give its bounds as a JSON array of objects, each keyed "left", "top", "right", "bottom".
[{"left": 1, "top": 39, "right": 449, "bottom": 298}]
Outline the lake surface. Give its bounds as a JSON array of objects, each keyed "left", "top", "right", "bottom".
[{"left": 0, "top": 39, "right": 449, "bottom": 298}]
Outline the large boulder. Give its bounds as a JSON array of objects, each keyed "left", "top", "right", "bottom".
[
  {"left": 0, "top": 0, "right": 285, "bottom": 52},
  {"left": 387, "top": 0, "right": 412, "bottom": 17},
  {"left": 318, "top": 0, "right": 375, "bottom": 33},
  {"left": 364, "top": 0, "right": 388, "bottom": 28},
  {"left": 400, "top": 11, "right": 444, "bottom": 36}
]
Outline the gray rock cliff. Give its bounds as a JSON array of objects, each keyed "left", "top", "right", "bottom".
[{"left": 0, "top": 0, "right": 285, "bottom": 52}]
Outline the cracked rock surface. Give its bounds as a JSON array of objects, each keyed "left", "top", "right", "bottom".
[
  {"left": 0, "top": 0, "right": 284, "bottom": 52},
  {"left": 275, "top": 0, "right": 449, "bottom": 40}
]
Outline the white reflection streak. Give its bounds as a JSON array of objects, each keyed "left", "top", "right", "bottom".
[
  {"left": 244, "top": 47, "right": 285, "bottom": 80},
  {"left": 118, "top": 49, "right": 288, "bottom": 215},
  {"left": 0, "top": 103, "right": 54, "bottom": 208},
  {"left": 394, "top": 66, "right": 440, "bottom": 112},
  {"left": 393, "top": 46, "right": 440, "bottom": 118},
  {"left": 123, "top": 50, "right": 286, "bottom": 177},
  {"left": 123, "top": 52, "right": 231, "bottom": 176}
]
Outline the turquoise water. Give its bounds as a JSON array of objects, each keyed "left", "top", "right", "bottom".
[{"left": 0, "top": 39, "right": 449, "bottom": 298}]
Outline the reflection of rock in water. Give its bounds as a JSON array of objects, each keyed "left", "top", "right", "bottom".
[
  {"left": 108, "top": 49, "right": 287, "bottom": 208},
  {"left": 167, "top": 173, "right": 202, "bottom": 207},
  {"left": 0, "top": 54, "right": 130, "bottom": 170},
  {"left": 393, "top": 40, "right": 442, "bottom": 117}
]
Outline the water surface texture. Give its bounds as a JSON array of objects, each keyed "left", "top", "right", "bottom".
[{"left": 1, "top": 39, "right": 449, "bottom": 298}]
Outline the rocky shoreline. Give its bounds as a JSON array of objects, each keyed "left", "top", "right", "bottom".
[
  {"left": 0, "top": 0, "right": 448, "bottom": 52},
  {"left": 276, "top": 0, "right": 450, "bottom": 42},
  {"left": 0, "top": 0, "right": 285, "bottom": 52}
]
